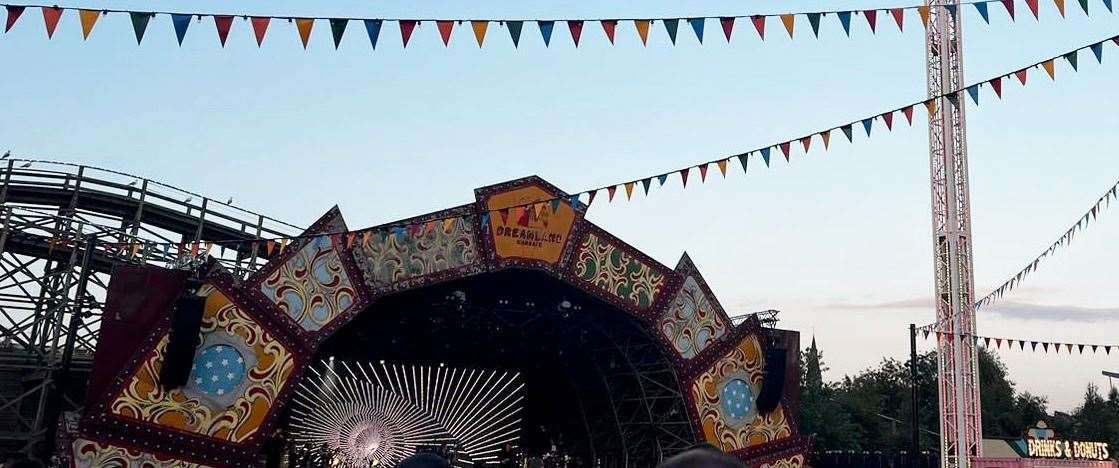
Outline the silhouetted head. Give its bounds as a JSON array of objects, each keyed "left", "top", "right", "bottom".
[
  {"left": 398, "top": 453, "right": 452, "bottom": 468},
  {"left": 657, "top": 444, "right": 746, "bottom": 468}
]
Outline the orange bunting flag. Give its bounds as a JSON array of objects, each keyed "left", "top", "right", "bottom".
[
  {"left": 214, "top": 15, "right": 234, "bottom": 47},
  {"left": 346, "top": 232, "right": 356, "bottom": 247},
  {"left": 882, "top": 111, "right": 894, "bottom": 130},
  {"left": 1054, "top": 0, "right": 1066, "bottom": 16},
  {"left": 78, "top": 9, "right": 100, "bottom": 40},
  {"left": 1042, "top": 60, "right": 1056, "bottom": 79},
  {"left": 251, "top": 17, "right": 270, "bottom": 47},
  {"left": 362, "top": 231, "right": 372, "bottom": 246},
  {"left": 699, "top": 163, "right": 709, "bottom": 182},
  {"left": 780, "top": 14, "right": 795, "bottom": 38},
  {"left": 902, "top": 105, "right": 915, "bottom": 125},
  {"left": 1015, "top": 68, "right": 1028, "bottom": 85},
  {"left": 41, "top": 6, "right": 62, "bottom": 39},
  {"left": 266, "top": 240, "right": 276, "bottom": 256},
  {"left": 779, "top": 141, "right": 791, "bottom": 160},
  {"left": 190, "top": 242, "right": 200, "bottom": 256},
  {"left": 680, "top": 168, "right": 690, "bottom": 188},
  {"left": 296, "top": 18, "right": 314, "bottom": 49},
  {"left": 821, "top": 129, "right": 832, "bottom": 149},
  {"left": 437, "top": 20, "right": 455, "bottom": 46},
  {"left": 716, "top": 159, "right": 728, "bottom": 177},
  {"left": 925, "top": 99, "right": 937, "bottom": 116},
  {"left": 443, "top": 218, "right": 456, "bottom": 234},
  {"left": 751, "top": 15, "right": 766, "bottom": 40},
  {"left": 607, "top": 185, "right": 618, "bottom": 202},
  {"left": 624, "top": 182, "right": 635, "bottom": 200},
  {"left": 891, "top": 8, "right": 905, "bottom": 31},
  {"left": 800, "top": 136, "right": 812, "bottom": 153},
  {"left": 918, "top": 6, "right": 931, "bottom": 28},
  {"left": 634, "top": 20, "right": 651, "bottom": 45},
  {"left": 471, "top": 20, "right": 488, "bottom": 47}
]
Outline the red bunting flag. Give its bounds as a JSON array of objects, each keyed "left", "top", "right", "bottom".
[
  {"left": 214, "top": 15, "right": 234, "bottom": 47},
  {"left": 864, "top": 10, "right": 878, "bottom": 33},
  {"left": 990, "top": 77, "right": 1003, "bottom": 98},
  {"left": 296, "top": 18, "right": 314, "bottom": 49},
  {"left": 251, "top": 17, "right": 270, "bottom": 47},
  {"left": 720, "top": 17, "right": 734, "bottom": 42},
  {"left": 751, "top": 15, "right": 765, "bottom": 40},
  {"left": 41, "top": 6, "right": 62, "bottom": 39},
  {"left": 587, "top": 190, "right": 597, "bottom": 206},
  {"left": 779, "top": 141, "right": 791, "bottom": 160},
  {"left": 5, "top": 6, "right": 25, "bottom": 33},
  {"left": 821, "top": 129, "right": 831, "bottom": 149},
  {"left": 266, "top": 240, "right": 276, "bottom": 256},
  {"left": 498, "top": 208, "right": 510, "bottom": 225},
  {"left": 568, "top": 20, "right": 584, "bottom": 46},
  {"left": 800, "top": 136, "right": 812, "bottom": 153},
  {"left": 346, "top": 232, "right": 357, "bottom": 247},
  {"left": 400, "top": 20, "right": 418, "bottom": 47},
  {"left": 607, "top": 185, "right": 618, "bottom": 202},
  {"left": 882, "top": 111, "right": 894, "bottom": 130},
  {"left": 699, "top": 163, "right": 709, "bottom": 182},
  {"left": 601, "top": 19, "right": 617, "bottom": 44},
  {"left": 437, "top": 20, "right": 455, "bottom": 46},
  {"left": 902, "top": 105, "right": 915, "bottom": 125},
  {"left": 1015, "top": 68, "right": 1028, "bottom": 84},
  {"left": 680, "top": 168, "right": 690, "bottom": 188},
  {"left": 1026, "top": 0, "right": 1041, "bottom": 18},
  {"left": 891, "top": 9, "right": 905, "bottom": 31}
]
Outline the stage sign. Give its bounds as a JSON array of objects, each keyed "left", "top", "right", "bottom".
[
  {"left": 486, "top": 185, "right": 576, "bottom": 265},
  {"left": 1027, "top": 439, "right": 1110, "bottom": 461}
]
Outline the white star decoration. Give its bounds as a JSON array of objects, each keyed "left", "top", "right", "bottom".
[
  {"left": 205, "top": 361, "right": 213, "bottom": 368},
  {"left": 221, "top": 359, "right": 229, "bottom": 366}
]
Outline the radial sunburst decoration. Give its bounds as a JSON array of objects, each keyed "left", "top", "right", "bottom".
[{"left": 290, "top": 360, "right": 524, "bottom": 467}]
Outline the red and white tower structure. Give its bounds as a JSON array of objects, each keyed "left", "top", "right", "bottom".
[{"left": 924, "top": 1, "right": 983, "bottom": 467}]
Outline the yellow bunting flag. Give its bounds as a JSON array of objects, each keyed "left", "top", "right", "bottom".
[
  {"left": 279, "top": 238, "right": 289, "bottom": 254},
  {"left": 471, "top": 20, "right": 488, "bottom": 47},
  {"left": 716, "top": 159, "right": 728, "bottom": 177},
  {"left": 1042, "top": 60, "right": 1055, "bottom": 79},
  {"left": 362, "top": 231, "right": 372, "bottom": 247},
  {"left": 79, "top": 9, "right": 100, "bottom": 40},
  {"left": 203, "top": 241, "right": 213, "bottom": 255},
  {"left": 624, "top": 182, "right": 635, "bottom": 200},
  {"left": 296, "top": 18, "right": 314, "bottom": 49},
  {"left": 443, "top": 218, "right": 456, "bottom": 233},
  {"left": 918, "top": 6, "right": 931, "bottom": 28},
  {"left": 925, "top": 99, "right": 937, "bottom": 116},
  {"left": 780, "top": 14, "right": 795, "bottom": 38},
  {"left": 635, "top": 20, "right": 651, "bottom": 45},
  {"left": 1054, "top": 0, "right": 1066, "bottom": 16},
  {"left": 534, "top": 202, "right": 545, "bottom": 218}
]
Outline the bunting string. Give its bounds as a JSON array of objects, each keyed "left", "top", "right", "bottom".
[
  {"left": 1, "top": 0, "right": 1111, "bottom": 49},
  {"left": 12, "top": 31, "right": 1119, "bottom": 257},
  {"left": 974, "top": 177, "right": 1119, "bottom": 309},
  {"left": 922, "top": 329, "right": 1118, "bottom": 356}
]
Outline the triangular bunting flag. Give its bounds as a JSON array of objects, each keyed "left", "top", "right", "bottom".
[
  {"left": 624, "top": 182, "right": 635, "bottom": 200},
  {"left": 657, "top": 174, "right": 668, "bottom": 186},
  {"left": 266, "top": 240, "right": 276, "bottom": 256},
  {"left": 601, "top": 19, "right": 617, "bottom": 44},
  {"left": 1001, "top": 0, "right": 1016, "bottom": 20},
  {"left": 1054, "top": 0, "right": 1066, "bottom": 17},
  {"left": 296, "top": 18, "right": 315, "bottom": 49},
  {"left": 838, "top": 11, "right": 852, "bottom": 36},
  {"left": 780, "top": 14, "right": 795, "bottom": 38},
  {"left": 862, "top": 117, "right": 873, "bottom": 136},
  {"left": 966, "top": 85, "right": 980, "bottom": 105},
  {"left": 214, "top": 15, "right": 234, "bottom": 47},
  {"left": 607, "top": 185, "right": 618, "bottom": 202},
  {"left": 717, "top": 159, "right": 728, "bottom": 177},
  {"left": 1092, "top": 345, "right": 1099, "bottom": 353},
  {"left": 330, "top": 18, "right": 349, "bottom": 49},
  {"left": 720, "top": 17, "right": 735, "bottom": 42},
  {"left": 171, "top": 13, "right": 191, "bottom": 46},
  {"left": 996, "top": 338, "right": 1003, "bottom": 348},
  {"left": 471, "top": 20, "right": 488, "bottom": 47},
  {"left": 1064, "top": 50, "right": 1078, "bottom": 70},
  {"left": 364, "top": 19, "right": 382, "bottom": 49},
  {"left": 779, "top": 142, "right": 792, "bottom": 161},
  {"left": 807, "top": 13, "right": 821, "bottom": 38},
  {"left": 1042, "top": 342, "right": 1050, "bottom": 352},
  {"left": 41, "top": 7, "right": 62, "bottom": 39},
  {"left": 925, "top": 99, "right": 938, "bottom": 116},
  {"left": 1031, "top": 341, "right": 1038, "bottom": 351},
  {"left": 1015, "top": 68, "right": 1028, "bottom": 85},
  {"left": 890, "top": 9, "right": 904, "bottom": 32},
  {"left": 882, "top": 111, "right": 894, "bottom": 130},
  {"left": 800, "top": 136, "right": 812, "bottom": 153},
  {"left": 864, "top": 10, "right": 878, "bottom": 33},
  {"left": 699, "top": 163, "right": 709, "bottom": 182},
  {"left": 634, "top": 20, "right": 651, "bottom": 45},
  {"left": 1043, "top": 60, "right": 1056, "bottom": 79},
  {"left": 1090, "top": 42, "right": 1103, "bottom": 63},
  {"left": 79, "top": 9, "right": 100, "bottom": 40},
  {"left": 568, "top": 20, "right": 584, "bottom": 46},
  {"left": 1107, "top": 346, "right": 1113, "bottom": 355},
  {"left": 1077, "top": 0, "right": 1089, "bottom": 14},
  {"left": 400, "top": 20, "right": 418, "bottom": 47},
  {"left": 919, "top": 6, "right": 932, "bottom": 27},
  {"left": 984, "top": 337, "right": 991, "bottom": 347},
  {"left": 689, "top": 18, "right": 705, "bottom": 43},
  {"left": 1078, "top": 344, "right": 1085, "bottom": 354},
  {"left": 680, "top": 168, "right": 690, "bottom": 187},
  {"left": 841, "top": 125, "right": 853, "bottom": 142},
  {"left": 990, "top": 77, "right": 1003, "bottom": 98},
  {"left": 1026, "top": 0, "right": 1041, "bottom": 18},
  {"left": 538, "top": 20, "right": 554, "bottom": 47},
  {"left": 550, "top": 198, "right": 561, "bottom": 213},
  {"left": 130, "top": 12, "right": 151, "bottom": 44},
  {"left": 1104, "top": 0, "right": 1114, "bottom": 12},
  {"left": 821, "top": 129, "right": 832, "bottom": 148},
  {"left": 1066, "top": 343, "right": 1073, "bottom": 353},
  {"left": 760, "top": 147, "right": 771, "bottom": 166},
  {"left": 587, "top": 190, "right": 598, "bottom": 206},
  {"left": 437, "top": 20, "right": 454, "bottom": 46},
  {"left": 507, "top": 20, "right": 523, "bottom": 48},
  {"left": 5, "top": 6, "right": 25, "bottom": 33},
  {"left": 663, "top": 18, "right": 679, "bottom": 44},
  {"left": 641, "top": 178, "right": 652, "bottom": 195},
  {"left": 751, "top": 16, "right": 766, "bottom": 40},
  {"left": 738, "top": 154, "right": 749, "bottom": 174},
  {"left": 251, "top": 17, "right": 270, "bottom": 47},
  {"left": 975, "top": 2, "right": 991, "bottom": 23},
  {"left": 902, "top": 105, "right": 915, "bottom": 124}
]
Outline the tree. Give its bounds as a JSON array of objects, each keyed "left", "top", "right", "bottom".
[{"left": 798, "top": 338, "right": 860, "bottom": 451}]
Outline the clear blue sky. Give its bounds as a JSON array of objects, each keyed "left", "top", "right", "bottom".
[{"left": 2, "top": 0, "right": 1118, "bottom": 411}]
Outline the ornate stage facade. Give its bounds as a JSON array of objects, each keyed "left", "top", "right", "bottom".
[{"left": 72, "top": 177, "right": 813, "bottom": 467}]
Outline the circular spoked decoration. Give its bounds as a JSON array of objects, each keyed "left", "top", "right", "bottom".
[
  {"left": 719, "top": 375, "right": 758, "bottom": 427},
  {"left": 290, "top": 361, "right": 524, "bottom": 467}
]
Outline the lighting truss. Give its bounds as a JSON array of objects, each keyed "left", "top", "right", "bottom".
[{"left": 290, "top": 361, "right": 524, "bottom": 467}]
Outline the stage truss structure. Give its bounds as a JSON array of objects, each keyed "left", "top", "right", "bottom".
[
  {"left": 290, "top": 361, "right": 524, "bottom": 467},
  {"left": 0, "top": 159, "right": 302, "bottom": 457},
  {"left": 925, "top": 1, "right": 983, "bottom": 467}
]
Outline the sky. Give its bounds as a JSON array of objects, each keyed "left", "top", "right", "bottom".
[{"left": 1, "top": 0, "right": 1118, "bottom": 412}]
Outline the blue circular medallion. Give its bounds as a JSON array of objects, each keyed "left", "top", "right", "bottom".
[
  {"left": 190, "top": 344, "right": 247, "bottom": 398},
  {"left": 720, "top": 378, "right": 756, "bottom": 424}
]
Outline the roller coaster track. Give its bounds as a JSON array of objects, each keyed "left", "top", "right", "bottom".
[{"left": 0, "top": 158, "right": 303, "bottom": 456}]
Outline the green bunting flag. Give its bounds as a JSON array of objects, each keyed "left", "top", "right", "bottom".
[
  {"left": 663, "top": 18, "right": 679, "bottom": 44},
  {"left": 330, "top": 18, "right": 348, "bottom": 49},
  {"left": 507, "top": 20, "right": 523, "bottom": 47},
  {"left": 129, "top": 12, "right": 151, "bottom": 44}
]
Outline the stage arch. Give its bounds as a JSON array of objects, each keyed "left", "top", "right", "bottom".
[{"left": 75, "top": 177, "right": 813, "bottom": 467}]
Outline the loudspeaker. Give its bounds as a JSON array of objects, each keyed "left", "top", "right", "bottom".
[
  {"left": 158, "top": 281, "right": 205, "bottom": 390},
  {"left": 756, "top": 348, "right": 787, "bottom": 414}
]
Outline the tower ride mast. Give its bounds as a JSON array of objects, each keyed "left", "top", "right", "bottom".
[{"left": 924, "top": 2, "right": 983, "bottom": 468}]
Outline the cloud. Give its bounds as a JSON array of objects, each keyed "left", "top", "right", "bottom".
[{"left": 826, "top": 297, "right": 1119, "bottom": 323}]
